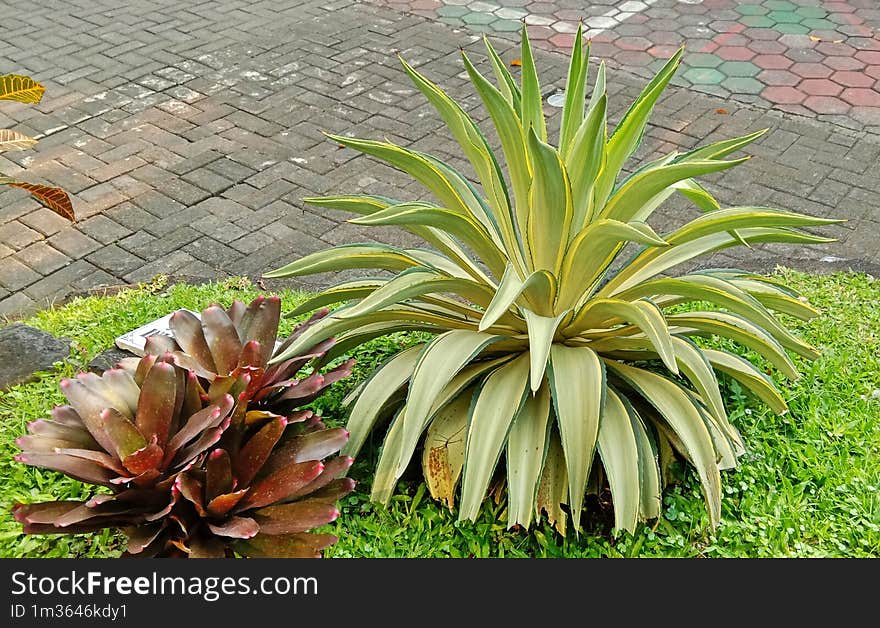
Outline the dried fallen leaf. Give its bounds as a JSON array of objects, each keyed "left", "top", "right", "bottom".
[
  {"left": 715, "top": 108, "right": 729, "bottom": 114},
  {"left": 510, "top": 59, "right": 522, "bottom": 67},
  {"left": 809, "top": 35, "right": 821, "bottom": 42},
  {"left": 0, "top": 180, "right": 75, "bottom": 221}
]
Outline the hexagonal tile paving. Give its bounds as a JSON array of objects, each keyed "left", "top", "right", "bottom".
[{"left": 371, "top": 0, "right": 880, "bottom": 123}]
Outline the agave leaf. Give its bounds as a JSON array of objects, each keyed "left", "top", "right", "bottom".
[
  {"left": 600, "top": 158, "right": 748, "bottom": 223},
  {"left": 523, "top": 309, "right": 568, "bottom": 392},
  {"left": 535, "top": 428, "right": 568, "bottom": 535},
  {"left": 668, "top": 310, "right": 798, "bottom": 379},
  {"left": 558, "top": 25, "right": 589, "bottom": 155},
  {"left": 395, "top": 330, "right": 503, "bottom": 477},
  {"left": 592, "top": 49, "right": 683, "bottom": 210},
  {"left": 461, "top": 51, "right": 531, "bottom": 243},
  {"left": 371, "top": 409, "right": 406, "bottom": 504},
  {"left": 483, "top": 36, "right": 522, "bottom": 109},
  {"left": 340, "top": 268, "right": 494, "bottom": 319},
  {"left": 506, "top": 381, "right": 551, "bottom": 528},
  {"left": 670, "top": 336, "right": 728, "bottom": 428},
  {"left": 343, "top": 344, "right": 424, "bottom": 456},
  {"left": 547, "top": 345, "right": 604, "bottom": 530},
  {"left": 519, "top": 26, "right": 547, "bottom": 142},
  {"left": 328, "top": 133, "right": 470, "bottom": 214},
  {"left": 459, "top": 353, "right": 530, "bottom": 521},
  {"left": 526, "top": 127, "right": 572, "bottom": 273},
  {"left": 599, "top": 225, "right": 836, "bottom": 296},
  {"left": 287, "top": 279, "right": 384, "bottom": 317},
  {"left": 349, "top": 203, "right": 507, "bottom": 277},
  {"left": 558, "top": 219, "right": 667, "bottom": 309},
  {"left": 567, "top": 299, "right": 678, "bottom": 374},
  {"left": 703, "top": 348, "right": 788, "bottom": 414},
  {"left": 479, "top": 264, "right": 556, "bottom": 330},
  {"left": 683, "top": 129, "right": 768, "bottom": 161},
  {"left": 422, "top": 391, "right": 471, "bottom": 509},
  {"left": 598, "top": 388, "right": 641, "bottom": 533},
  {"left": 0, "top": 74, "right": 45, "bottom": 102},
  {"left": 0, "top": 129, "right": 37, "bottom": 152},
  {"left": 607, "top": 361, "right": 722, "bottom": 528},
  {"left": 400, "top": 57, "right": 514, "bottom": 238},
  {"left": 566, "top": 93, "right": 607, "bottom": 230},
  {"left": 264, "top": 243, "right": 429, "bottom": 278}
]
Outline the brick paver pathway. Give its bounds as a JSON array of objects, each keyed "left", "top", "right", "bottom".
[{"left": 0, "top": 0, "right": 877, "bottom": 317}]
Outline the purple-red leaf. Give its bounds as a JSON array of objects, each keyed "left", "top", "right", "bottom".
[
  {"left": 234, "top": 532, "right": 337, "bottom": 558},
  {"left": 170, "top": 310, "right": 216, "bottom": 373},
  {"left": 101, "top": 407, "right": 146, "bottom": 461},
  {"left": 265, "top": 427, "right": 350, "bottom": 471},
  {"left": 14, "top": 451, "right": 114, "bottom": 485},
  {"left": 136, "top": 361, "right": 177, "bottom": 446},
  {"left": 251, "top": 499, "right": 340, "bottom": 535},
  {"left": 59, "top": 378, "right": 117, "bottom": 455},
  {"left": 164, "top": 395, "right": 233, "bottom": 465},
  {"left": 207, "top": 516, "right": 259, "bottom": 539},
  {"left": 207, "top": 489, "right": 248, "bottom": 518},
  {"left": 175, "top": 473, "right": 207, "bottom": 516},
  {"left": 206, "top": 449, "right": 234, "bottom": 502},
  {"left": 202, "top": 305, "right": 242, "bottom": 375},
  {"left": 122, "top": 440, "right": 164, "bottom": 475},
  {"left": 237, "top": 460, "right": 324, "bottom": 511},
  {"left": 240, "top": 296, "right": 280, "bottom": 368},
  {"left": 233, "top": 416, "right": 286, "bottom": 487},
  {"left": 285, "top": 456, "right": 354, "bottom": 501}
]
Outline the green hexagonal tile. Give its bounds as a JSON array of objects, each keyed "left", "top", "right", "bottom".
[
  {"left": 801, "top": 18, "right": 838, "bottom": 31},
  {"left": 736, "top": 4, "right": 768, "bottom": 16},
  {"left": 492, "top": 18, "right": 521, "bottom": 32},
  {"left": 719, "top": 61, "right": 761, "bottom": 77},
  {"left": 687, "top": 53, "right": 723, "bottom": 68},
  {"left": 683, "top": 67, "right": 725, "bottom": 85},
  {"left": 437, "top": 5, "right": 469, "bottom": 18},
  {"left": 775, "top": 22, "right": 810, "bottom": 35},
  {"left": 796, "top": 6, "right": 828, "bottom": 19},
  {"left": 764, "top": 0, "right": 796, "bottom": 10},
  {"left": 741, "top": 15, "right": 774, "bottom": 28},
  {"left": 767, "top": 10, "right": 804, "bottom": 24},
  {"left": 461, "top": 11, "right": 495, "bottom": 25},
  {"left": 721, "top": 76, "right": 765, "bottom": 94}
]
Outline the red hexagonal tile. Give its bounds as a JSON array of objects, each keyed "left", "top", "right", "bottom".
[
  {"left": 549, "top": 33, "right": 576, "bottom": 49},
  {"left": 815, "top": 42, "right": 857, "bottom": 57},
  {"left": 800, "top": 79, "right": 843, "bottom": 97},
  {"left": 716, "top": 46, "right": 756, "bottom": 61},
  {"left": 648, "top": 45, "right": 680, "bottom": 58},
  {"left": 855, "top": 51, "right": 880, "bottom": 65},
  {"left": 866, "top": 65, "right": 880, "bottom": 80},
  {"left": 761, "top": 86, "right": 806, "bottom": 104},
  {"left": 850, "top": 38, "right": 880, "bottom": 52},
  {"left": 831, "top": 71, "right": 875, "bottom": 88},
  {"left": 803, "top": 96, "right": 851, "bottom": 115},
  {"left": 825, "top": 2, "right": 856, "bottom": 12},
  {"left": 778, "top": 34, "right": 814, "bottom": 49},
  {"left": 754, "top": 54, "right": 793, "bottom": 70},
  {"left": 747, "top": 40, "right": 786, "bottom": 55},
  {"left": 759, "top": 69, "right": 801, "bottom": 86},
  {"left": 840, "top": 87, "right": 880, "bottom": 107},
  {"left": 790, "top": 62, "right": 833, "bottom": 79},
  {"left": 616, "top": 36, "right": 653, "bottom": 52},
  {"left": 824, "top": 56, "right": 866, "bottom": 71}
]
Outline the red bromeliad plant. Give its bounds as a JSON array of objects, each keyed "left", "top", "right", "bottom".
[{"left": 13, "top": 296, "right": 354, "bottom": 558}]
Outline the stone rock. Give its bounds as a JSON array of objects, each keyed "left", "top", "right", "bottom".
[
  {"left": 88, "top": 346, "right": 137, "bottom": 374},
  {"left": 0, "top": 324, "right": 70, "bottom": 390}
]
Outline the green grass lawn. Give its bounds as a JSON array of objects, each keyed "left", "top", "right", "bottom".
[{"left": 0, "top": 270, "right": 877, "bottom": 558}]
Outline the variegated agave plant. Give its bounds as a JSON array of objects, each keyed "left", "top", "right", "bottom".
[{"left": 265, "top": 27, "right": 837, "bottom": 534}]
